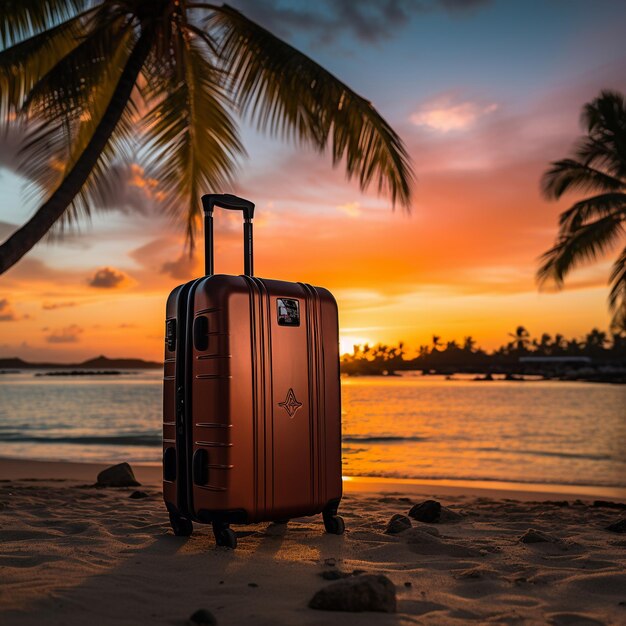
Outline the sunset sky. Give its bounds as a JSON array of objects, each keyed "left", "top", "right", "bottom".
[{"left": 1, "top": 0, "right": 625, "bottom": 362}]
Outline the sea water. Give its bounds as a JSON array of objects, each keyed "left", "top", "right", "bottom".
[{"left": 0, "top": 370, "right": 624, "bottom": 493}]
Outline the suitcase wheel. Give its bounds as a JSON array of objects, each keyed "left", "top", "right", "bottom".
[
  {"left": 213, "top": 522, "right": 237, "bottom": 549},
  {"left": 323, "top": 514, "right": 345, "bottom": 535},
  {"left": 169, "top": 512, "right": 193, "bottom": 537}
]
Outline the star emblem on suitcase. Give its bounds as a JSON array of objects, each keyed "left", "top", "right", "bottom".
[{"left": 278, "top": 388, "right": 303, "bottom": 418}]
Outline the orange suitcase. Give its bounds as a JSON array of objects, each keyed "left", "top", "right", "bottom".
[{"left": 162, "top": 194, "right": 343, "bottom": 548}]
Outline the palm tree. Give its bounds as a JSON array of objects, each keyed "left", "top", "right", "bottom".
[
  {"left": 538, "top": 90, "right": 626, "bottom": 330},
  {"left": 508, "top": 325, "right": 530, "bottom": 352},
  {"left": 0, "top": 1, "right": 414, "bottom": 274},
  {"left": 462, "top": 335, "right": 476, "bottom": 352}
]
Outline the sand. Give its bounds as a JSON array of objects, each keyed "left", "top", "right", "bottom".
[{"left": 1, "top": 459, "right": 625, "bottom": 625}]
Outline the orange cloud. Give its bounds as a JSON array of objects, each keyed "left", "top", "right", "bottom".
[
  {"left": 46, "top": 324, "right": 83, "bottom": 344},
  {"left": 42, "top": 301, "right": 77, "bottom": 310},
  {"left": 0, "top": 299, "right": 20, "bottom": 321}
]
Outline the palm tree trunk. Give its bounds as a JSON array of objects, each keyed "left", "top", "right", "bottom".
[{"left": 0, "top": 28, "right": 155, "bottom": 275}]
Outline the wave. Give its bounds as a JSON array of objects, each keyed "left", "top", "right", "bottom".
[
  {"left": 344, "top": 471, "right": 626, "bottom": 489},
  {"left": 343, "top": 435, "right": 427, "bottom": 443},
  {"left": 0, "top": 433, "right": 161, "bottom": 447},
  {"left": 477, "top": 447, "right": 614, "bottom": 462}
]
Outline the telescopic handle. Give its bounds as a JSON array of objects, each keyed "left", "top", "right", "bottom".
[
  {"left": 200, "top": 194, "right": 256, "bottom": 277},
  {"left": 201, "top": 194, "right": 255, "bottom": 220}
]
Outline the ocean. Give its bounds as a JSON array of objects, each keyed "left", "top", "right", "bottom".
[{"left": 1, "top": 370, "right": 624, "bottom": 495}]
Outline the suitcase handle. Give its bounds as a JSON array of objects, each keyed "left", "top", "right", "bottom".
[
  {"left": 201, "top": 194, "right": 255, "bottom": 221},
  {"left": 200, "top": 194, "right": 256, "bottom": 276}
]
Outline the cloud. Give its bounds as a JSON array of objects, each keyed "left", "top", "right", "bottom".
[
  {"left": 46, "top": 324, "right": 83, "bottom": 343},
  {"left": 410, "top": 95, "right": 498, "bottom": 132},
  {"left": 337, "top": 202, "right": 362, "bottom": 217},
  {"left": 439, "top": 0, "right": 490, "bottom": 11},
  {"left": 161, "top": 254, "right": 198, "bottom": 281},
  {"left": 88, "top": 267, "right": 129, "bottom": 289},
  {"left": 0, "top": 299, "right": 19, "bottom": 321},
  {"left": 229, "top": 0, "right": 492, "bottom": 44},
  {"left": 42, "top": 301, "right": 77, "bottom": 310}
]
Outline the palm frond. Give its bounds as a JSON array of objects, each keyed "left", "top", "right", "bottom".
[
  {"left": 141, "top": 28, "right": 244, "bottom": 248},
  {"left": 537, "top": 214, "right": 625, "bottom": 287},
  {"left": 608, "top": 245, "right": 626, "bottom": 311},
  {"left": 558, "top": 192, "right": 626, "bottom": 232},
  {"left": 17, "top": 22, "right": 141, "bottom": 230},
  {"left": 0, "top": 0, "right": 86, "bottom": 48},
  {"left": 542, "top": 159, "right": 624, "bottom": 200},
  {"left": 0, "top": 8, "right": 93, "bottom": 119},
  {"left": 581, "top": 89, "right": 626, "bottom": 135},
  {"left": 209, "top": 4, "right": 414, "bottom": 208},
  {"left": 577, "top": 91, "right": 626, "bottom": 179}
]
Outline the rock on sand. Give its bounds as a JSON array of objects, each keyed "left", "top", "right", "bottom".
[
  {"left": 408, "top": 499, "right": 462, "bottom": 523},
  {"left": 385, "top": 514, "right": 412, "bottom": 534},
  {"left": 309, "top": 574, "right": 396, "bottom": 613},
  {"left": 96, "top": 463, "right": 140, "bottom": 487}
]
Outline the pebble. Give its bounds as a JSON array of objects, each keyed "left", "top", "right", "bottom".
[
  {"left": 384, "top": 514, "right": 412, "bottom": 534},
  {"left": 188, "top": 608, "right": 217, "bottom": 625}
]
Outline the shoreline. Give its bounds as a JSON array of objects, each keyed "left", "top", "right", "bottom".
[{"left": 2, "top": 457, "right": 624, "bottom": 502}]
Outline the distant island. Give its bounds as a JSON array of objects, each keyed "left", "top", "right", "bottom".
[
  {"left": 341, "top": 327, "right": 626, "bottom": 384},
  {"left": 0, "top": 355, "right": 162, "bottom": 370}
]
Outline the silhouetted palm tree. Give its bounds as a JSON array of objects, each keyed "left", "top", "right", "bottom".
[
  {"left": 0, "top": 1, "right": 414, "bottom": 273},
  {"left": 538, "top": 90, "right": 626, "bottom": 330},
  {"left": 463, "top": 336, "right": 476, "bottom": 352},
  {"left": 431, "top": 335, "right": 441, "bottom": 350},
  {"left": 508, "top": 325, "right": 530, "bottom": 352},
  {"left": 585, "top": 328, "right": 607, "bottom": 350}
]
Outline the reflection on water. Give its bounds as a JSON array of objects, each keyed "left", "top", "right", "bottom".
[{"left": 0, "top": 371, "right": 624, "bottom": 490}]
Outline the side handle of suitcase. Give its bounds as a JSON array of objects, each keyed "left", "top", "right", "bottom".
[{"left": 201, "top": 194, "right": 255, "bottom": 277}]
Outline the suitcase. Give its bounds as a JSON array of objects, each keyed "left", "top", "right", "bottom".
[{"left": 162, "top": 194, "right": 343, "bottom": 548}]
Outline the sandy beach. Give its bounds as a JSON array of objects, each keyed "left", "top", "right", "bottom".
[{"left": 0, "top": 459, "right": 625, "bottom": 625}]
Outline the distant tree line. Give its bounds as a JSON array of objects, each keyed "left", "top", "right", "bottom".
[{"left": 340, "top": 327, "right": 626, "bottom": 377}]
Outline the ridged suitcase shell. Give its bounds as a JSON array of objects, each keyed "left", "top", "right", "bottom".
[{"left": 163, "top": 274, "right": 342, "bottom": 533}]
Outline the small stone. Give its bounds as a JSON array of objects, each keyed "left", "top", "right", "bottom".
[
  {"left": 96, "top": 463, "right": 140, "bottom": 488},
  {"left": 408, "top": 500, "right": 441, "bottom": 523},
  {"left": 188, "top": 608, "right": 217, "bottom": 625},
  {"left": 309, "top": 574, "right": 396, "bottom": 613},
  {"left": 218, "top": 581, "right": 224, "bottom": 585},
  {"left": 324, "top": 558, "right": 337, "bottom": 567},
  {"left": 384, "top": 514, "right": 412, "bottom": 534},
  {"left": 404, "top": 581, "right": 412, "bottom": 588},
  {"left": 606, "top": 518, "right": 626, "bottom": 533},
  {"left": 519, "top": 529, "right": 557, "bottom": 544},
  {"left": 129, "top": 490, "right": 148, "bottom": 499},
  {"left": 248, "top": 582, "right": 258, "bottom": 587}
]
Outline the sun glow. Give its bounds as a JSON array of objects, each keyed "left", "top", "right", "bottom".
[{"left": 339, "top": 336, "right": 373, "bottom": 356}]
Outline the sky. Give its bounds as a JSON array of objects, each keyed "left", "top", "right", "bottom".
[{"left": 1, "top": 0, "right": 625, "bottom": 362}]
